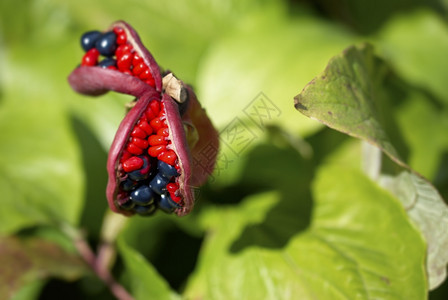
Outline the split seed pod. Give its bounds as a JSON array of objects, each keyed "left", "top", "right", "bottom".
[{"left": 68, "top": 21, "right": 218, "bottom": 216}]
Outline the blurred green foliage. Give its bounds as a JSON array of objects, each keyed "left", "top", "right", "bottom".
[{"left": 1, "top": 0, "right": 448, "bottom": 299}]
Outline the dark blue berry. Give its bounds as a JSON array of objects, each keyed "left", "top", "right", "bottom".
[
  {"left": 157, "top": 161, "right": 179, "bottom": 179},
  {"left": 128, "top": 156, "right": 151, "bottom": 181},
  {"left": 134, "top": 204, "right": 156, "bottom": 216},
  {"left": 121, "top": 178, "right": 137, "bottom": 191},
  {"left": 120, "top": 200, "right": 135, "bottom": 210},
  {"left": 161, "top": 193, "right": 181, "bottom": 209},
  {"left": 157, "top": 194, "right": 174, "bottom": 213},
  {"left": 157, "top": 193, "right": 181, "bottom": 213},
  {"left": 98, "top": 57, "right": 116, "bottom": 68},
  {"left": 149, "top": 173, "right": 169, "bottom": 194},
  {"left": 130, "top": 185, "right": 154, "bottom": 206},
  {"left": 95, "top": 31, "right": 117, "bottom": 57},
  {"left": 81, "top": 30, "right": 102, "bottom": 52},
  {"left": 128, "top": 170, "right": 146, "bottom": 181}
]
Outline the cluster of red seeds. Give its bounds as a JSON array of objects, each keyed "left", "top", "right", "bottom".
[
  {"left": 81, "top": 27, "right": 156, "bottom": 88},
  {"left": 118, "top": 99, "right": 182, "bottom": 203}
]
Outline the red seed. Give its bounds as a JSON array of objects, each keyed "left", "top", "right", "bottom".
[
  {"left": 139, "top": 69, "right": 153, "bottom": 80},
  {"left": 122, "top": 156, "right": 144, "bottom": 172},
  {"left": 158, "top": 105, "right": 165, "bottom": 117},
  {"left": 113, "top": 27, "right": 124, "bottom": 35},
  {"left": 149, "top": 100, "right": 160, "bottom": 115},
  {"left": 127, "top": 143, "right": 143, "bottom": 155},
  {"left": 148, "top": 135, "right": 167, "bottom": 146},
  {"left": 117, "top": 52, "right": 133, "bottom": 71},
  {"left": 132, "top": 137, "right": 149, "bottom": 149},
  {"left": 133, "top": 54, "right": 143, "bottom": 65},
  {"left": 145, "top": 108, "right": 156, "bottom": 120},
  {"left": 147, "top": 145, "right": 166, "bottom": 157},
  {"left": 170, "top": 193, "right": 182, "bottom": 204},
  {"left": 116, "top": 33, "right": 127, "bottom": 45},
  {"left": 138, "top": 119, "right": 153, "bottom": 135},
  {"left": 107, "top": 65, "right": 118, "bottom": 71},
  {"left": 145, "top": 78, "right": 156, "bottom": 87},
  {"left": 81, "top": 48, "right": 99, "bottom": 66},
  {"left": 166, "top": 183, "right": 178, "bottom": 193},
  {"left": 157, "top": 128, "right": 169, "bottom": 137},
  {"left": 158, "top": 150, "right": 177, "bottom": 165},
  {"left": 116, "top": 44, "right": 132, "bottom": 59},
  {"left": 120, "top": 150, "right": 132, "bottom": 163},
  {"left": 131, "top": 127, "right": 147, "bottom": 139},
  {"left": 113, "top": 26, "right": 126, "bottom": 45},
  {"left": 150, "top": 117, "right": 165, "bottom": 131},
  {"left": 132, "top": 62, "right": 147, "bottom": 76}
]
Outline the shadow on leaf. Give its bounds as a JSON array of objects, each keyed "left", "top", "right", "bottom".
[
  {"left": 229, "top": 143, "right": 314, "bottom": 252},
  {"left": 70, "top": 116, "right": 108, "bottom": 240}
]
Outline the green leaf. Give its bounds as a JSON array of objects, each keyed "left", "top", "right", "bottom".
[
  {"left": 379, "top": 171, "right": 448, "bottom": 290},
  {"left": 118, "top": 237, "right": 179, "bottom": 300},
  {"left": 377, "top": 10, "right": 448, "bottom": 104},
  {"left": 295, "top": 43, "right": 448, "bottom": 290},
  {"left": 0, "top": 92, "right": 84, "bottom": 234},
  {"left": 185, "top": 166, "right": 427, "bottom": 299},
  {"left": 295, "top": 43, "right": 403, "bottom": 167},
  {"left": 0, "top": 235, "right": 87, "bottom": 299},
  {"left": 10, "top": 280, "right": 45, "bottom": 300},
  {"left": 0, "top": 6, "right": 86, "bottom": 233}
]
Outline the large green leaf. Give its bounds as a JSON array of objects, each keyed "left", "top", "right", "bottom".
[
  {"left": 295, "top": 43, "right": 448, "bottom": 289},
  {"left": 295, "top": 44, "right": 402, "bottom": 167},
  {"left": 185, "top": 166, "right": 427, "bottom": 299},
  {"left": 0, "top": 76, "right": 84, "bottom": 234},
  {"left": 379, "top": 171, "right": 448, "bottom": 290},
  {"left": 118, "top": 237, "right": 179, "bottom": 300},
  {"left": 0, "top": 1, "right": 89, "bottom": 233}
]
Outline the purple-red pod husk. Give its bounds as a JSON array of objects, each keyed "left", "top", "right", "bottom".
[
  {"left": 112, "top": 20, "right": 163, "bottom": 92},
  {"left": 106, "top": 91, "right": 194, "bottom": 216},
  {"left": 68, "top": 21, "right": 219, "bottom": 216},
  {"left": 183, "top": 86, "right": 219, "bottom": 186}
]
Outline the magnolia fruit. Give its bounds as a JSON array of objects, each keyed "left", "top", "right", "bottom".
[{"left": 68, "top": 21, "right": 218, "bottom": 216}]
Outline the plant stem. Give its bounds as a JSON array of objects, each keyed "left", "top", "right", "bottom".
[
  {"left": 62, "top": 222, "right": 133, "bottom": 300},
  {"left": 361, "top": 141, "right": 382, "bottom": 180},
  {"left": 97, "top": 211, "right": 129, "bottom": 271}
]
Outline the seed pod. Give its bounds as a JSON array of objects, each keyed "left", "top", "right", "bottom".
[{"left": 68, "top": 21, "right": 219, "bottom": 216}]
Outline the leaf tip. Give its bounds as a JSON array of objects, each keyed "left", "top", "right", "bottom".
[{"left": 293, "top": 95, "right": 307, "bottom": 111}]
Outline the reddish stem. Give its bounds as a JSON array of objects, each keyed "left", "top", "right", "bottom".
[{"left": 72, "top": 231, "right": 133, "bottom": 300}]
